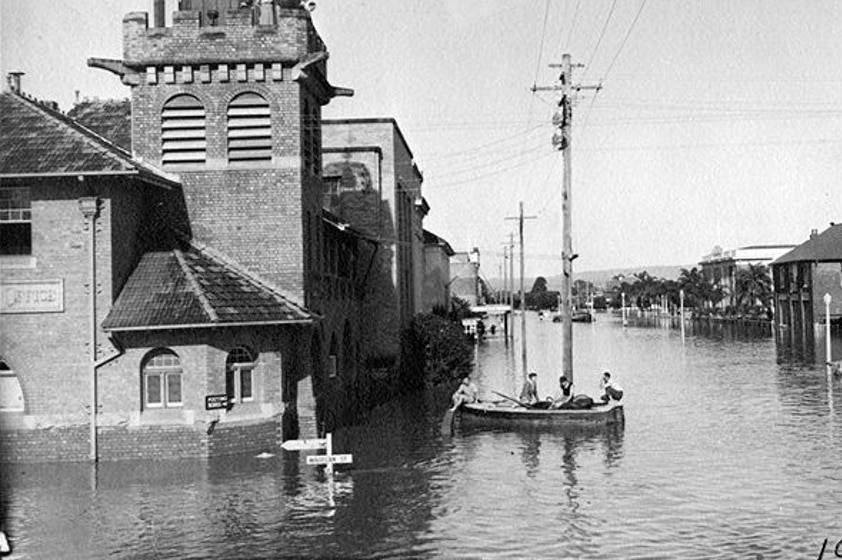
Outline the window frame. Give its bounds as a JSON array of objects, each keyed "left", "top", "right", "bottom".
[
  {"left": 226, "top": 347, "right": 257, "bottom": 405},
  {"left": 142, "top": 349, "right": 184, "bottom": 410},
  {"left": 0, "top": 187, "right": 32, "bottom": 256}
]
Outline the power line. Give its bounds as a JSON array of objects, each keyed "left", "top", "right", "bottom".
[
  {"left": 582, "top": 0, "right": 618, "bottom": 83},
  {"left": 600, "top": 0, "right": 648, "bottom": 84}
]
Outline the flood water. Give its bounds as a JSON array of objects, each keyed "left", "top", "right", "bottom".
[{"left": 3, "top": 312, "right": 842, "bottom": 559}]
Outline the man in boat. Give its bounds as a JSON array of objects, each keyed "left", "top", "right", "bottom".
[
  {"left": 519, "top": 372, "right": 540, "bottom": 405},
  {"left": 599, "top": 371, "right": 624, "bottom": 403},
  {"left": 450, "top": 377, "right": 479, "bottom": 410},
  {"left": 549, "top": 376, "right": 575, "bottom": 409}
]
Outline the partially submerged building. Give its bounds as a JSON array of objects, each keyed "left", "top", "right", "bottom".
[
  {"left": 772, "top": 226, "right": 842, "bottom": 351},
  {"left": 0, "top": 1, "right": 449, "bottom": 462}
]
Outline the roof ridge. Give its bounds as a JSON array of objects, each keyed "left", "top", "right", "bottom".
[
  {"left": 186, "top": 238, "right": 315, "bottom": 320},
  {"left": 173, "top": 248, "right": 219, "bottom": 322}
]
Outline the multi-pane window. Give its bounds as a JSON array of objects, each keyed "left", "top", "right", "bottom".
[
  {"left": 0, "top": 188, "right": 32, "bottom": 255},
  {"left": 142, "top": 349, "right": 183, "bottom": 409},
  {"left": 161, "top": 94, "right": 206, "bottom": 166},
  {"left": 226, "top": 347, "right": 256, "bottom": 405},
  {"left": 227, "top": 93, "right": 272, "bottom": 163}
]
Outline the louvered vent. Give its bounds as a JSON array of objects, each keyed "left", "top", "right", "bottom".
[
  {"left": 161, "top": 95, "right": 206, "bottom": 166},
  {"left": 228, "top": 92, "right": 272, "bottom": 163}
]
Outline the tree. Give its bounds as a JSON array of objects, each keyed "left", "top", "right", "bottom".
[
  {"left": 531, "top": 276, "right": 548, "bottom": 293},
  {"left": 734, "top": 264, "right": 773, "bottom": 316}
]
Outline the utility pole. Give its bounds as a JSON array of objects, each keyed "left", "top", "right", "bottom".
[
  {"left": 501, "top": 243, "right": 510, "bottom": 341},
  {"left": 532, "top": 53, "right": 600, "bottom": 384},
  {"left": 508, "top": 232, "right": 515, "bottom": 340},
  {"left": 505, "top": 202, "right": 537, "bottom": 378}
]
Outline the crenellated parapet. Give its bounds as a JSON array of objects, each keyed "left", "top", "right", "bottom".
[{"left": 122, "top": 8, "right": 325, "bottom": 68}]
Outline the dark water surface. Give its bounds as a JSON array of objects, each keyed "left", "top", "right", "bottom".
[{"left": 3, "top": 313, "right": 842, "bottom": 559}]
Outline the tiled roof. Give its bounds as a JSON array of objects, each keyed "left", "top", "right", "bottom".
[
  {"left": 67, "top": 99, "right": 132, "bottom": 152},
  {"left": 0, "top": 91, "right": 174, "bottom": 187},
  {"left": 103, "top": 242, "right": 315, "bottom": 331},
  {"left": 772, "top": 224, "right": 842, "bottom": 265}
]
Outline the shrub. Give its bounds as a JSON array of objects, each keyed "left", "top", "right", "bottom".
[{"left": 401, "top": 312, "right": 474, "bottom": 389}]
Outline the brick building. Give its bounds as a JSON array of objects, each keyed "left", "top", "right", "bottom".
[
  {"left": 422, "top": 230, "right": 455, "bottom": 313},
  {"left": 0, "top": 1, "right": 377, "bottom": 461},
  {"left": 321, "top": 118, "right": 430, "bottom": 371}
]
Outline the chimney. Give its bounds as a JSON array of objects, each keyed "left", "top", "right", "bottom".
[
  {"left": 6, "top": 72, "right": 24, "bottom": 93},
  {"left": 811, "top": 229, "right": 819, "bottom": 239},
  {"left": 154, "top": 0, "right": 166, "bottom": 27}
]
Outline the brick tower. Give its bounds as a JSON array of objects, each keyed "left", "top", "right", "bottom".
[{"left": 91, "top": 0, "right": 351, "bottom": 306}]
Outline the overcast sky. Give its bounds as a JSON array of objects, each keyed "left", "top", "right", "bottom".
[{"left": 3, "top": 0, "right": 841, "bottom": 280}]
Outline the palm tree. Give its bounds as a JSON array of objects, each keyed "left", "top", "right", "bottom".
[{"left": 734, "top": 264, "right": 773, "bottom": 316}]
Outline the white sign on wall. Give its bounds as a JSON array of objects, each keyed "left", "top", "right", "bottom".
[{"left": 0, "top": 280, "right": 64, "bottom": 313}]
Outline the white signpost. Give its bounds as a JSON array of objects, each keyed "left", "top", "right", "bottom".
[
  {"left": 280, "top": 438, "right": 327, "bottom": 451},
  {"left": 281, "top": 432, "right": 352, "bottom": 475}
]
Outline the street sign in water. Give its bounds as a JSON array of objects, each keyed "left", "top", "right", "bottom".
[
  {"left": 306, "top": 454, "right": 353, "bottom": 465},
  {"left": 281, "top": 438, "right": 327, "bottom": 451}
]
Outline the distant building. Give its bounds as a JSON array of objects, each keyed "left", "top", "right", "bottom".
[
  {"left": 422, "top": 230, "right": 454, "bottom": 312},
  {"left": 699, "top": 244, "right": 795, "bottom": 311},
  {"left": 450, "top": 248, "right": 481, "bottom": 306},
  {"left": 772, "top": 226, "right": 842, "bottom": 338}
]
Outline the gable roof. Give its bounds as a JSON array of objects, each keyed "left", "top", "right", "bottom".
[
  {"left": 772, "top": 224, "right": 842, "bottom": 265},
  {"left": 67, "top": 99, "right": 132, "bottom": 152},
  {"left": 103, "top": 241, "right": 316, "bottom": 331},
  {"left": 0, "top": 91, "right": 175, "bottom": 188}
]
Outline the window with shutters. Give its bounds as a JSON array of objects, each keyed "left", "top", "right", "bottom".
[
  {"left": 161, "top": 95, "right": 206, "bottom": 167},
  {"left": 228, "top": 92, "right": 272, "bottom": 163}
]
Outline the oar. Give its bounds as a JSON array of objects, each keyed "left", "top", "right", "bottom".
[{"left": 492, "top": 390, "right": 532, "bottom": 408}]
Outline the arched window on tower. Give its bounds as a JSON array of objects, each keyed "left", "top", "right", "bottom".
[
  {"left": 161, "top": 94, "right": 206, "bottom": 167},
  {"left": 0, "top": 357, "right": 24, "bottom": 411},
  {"left": 228, "top": 92, "right": 272, "bottom": 163}
]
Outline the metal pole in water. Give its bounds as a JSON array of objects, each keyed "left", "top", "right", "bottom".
[
  {"left": 680, "top": 289, "right": 685, "bottom": 340},
  {"left": 824, "top": 293, "right": 832, "bottom": 377}
]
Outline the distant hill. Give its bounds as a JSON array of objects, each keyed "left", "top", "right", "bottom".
[{"left": 486, "top": 265, "right": 693, "bottom": 292}]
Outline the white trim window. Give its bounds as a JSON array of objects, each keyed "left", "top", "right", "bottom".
[
  {"left": 226, "top": 347, "right": 256, "bottom": 405},
  {"left": 142, "top": 349, "right": 183, "bottom": 409},
  {"left": 0, "top": 187, "right": 32, "bottom": 256}
]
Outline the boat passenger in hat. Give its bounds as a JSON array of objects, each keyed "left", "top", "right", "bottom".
[{"left": 599, "top": 371, "right": 624, "bottom": 403}]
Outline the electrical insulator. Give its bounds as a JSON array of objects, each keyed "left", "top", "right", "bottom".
[
  {"left": 552, "top": 110, "right": 564, "bottom": 127},
  {"left": 552, "top": 131, "right": 567, "bottom": 150}
]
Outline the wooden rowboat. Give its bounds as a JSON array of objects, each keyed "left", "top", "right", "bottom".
[{"left": 459, "top": 400, "right": 624, "bottom": 427}]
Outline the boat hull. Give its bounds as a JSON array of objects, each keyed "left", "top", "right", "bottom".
[{"left": 460, "top": 400, "right": 624, "bottom": 427}]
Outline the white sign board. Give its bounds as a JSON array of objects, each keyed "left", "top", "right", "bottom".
[
  {"left": 281, "top": 438, "right": 327, "bottom": 451},
  {"left": 0, "top": 280, "right": 64, "bottom": 314},
  {"left": 306, "top": 454, "right": 353, "bottom": 465}
]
